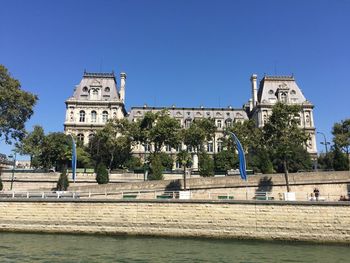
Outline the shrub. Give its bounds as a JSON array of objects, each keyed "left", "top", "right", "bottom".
[
  {"left": 157, "top": 152, "right": 174, "bottom": 171},
  {"left": 96, "top": 163, "right": 109, "bottom": 184},
  {"left": 125, "top": 156, "right": 143, "bottom": 171},
  {"left": 199, "top": 152, "right": 214, "bottom": 177},
  {"left": 56, "top": 170, "right": 69, "bottom": 191},
  {"left": 149, "top": 155, "right": 164, "bottom": 180}
]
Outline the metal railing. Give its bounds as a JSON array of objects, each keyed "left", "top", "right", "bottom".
[{"left": 1, "top": 190, "right": 349, "bottom": 202}]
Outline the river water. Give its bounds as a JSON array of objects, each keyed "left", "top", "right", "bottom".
[{"left": 0, "top": 233, "right": 348, "bottom": 263}]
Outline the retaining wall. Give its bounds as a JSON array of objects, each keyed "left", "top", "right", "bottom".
[{"left": 0, "top": 199, "right": 349, "bottom": 243}]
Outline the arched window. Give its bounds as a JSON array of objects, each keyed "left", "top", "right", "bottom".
[
  {"left": 79, "top": 110, "right": 85, "bottom": 122},
  {"left": 102, "top": 111, "right": 109, "bottom": 123},
  {"left": 91, "top": 111, "right": 97, "bottom": 123},
  {"left": 88, "top": 133, "right": 95, "bottom": 143},
  {"left": 77, "top": 133, "right": 84, "bottom": 142},
  {"left": 104, "top": 87, "right": 110, "bottom": 92}
]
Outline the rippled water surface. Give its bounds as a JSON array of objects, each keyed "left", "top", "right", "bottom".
[{"left": 0, "top": 233, "right": 349, "bottom": 263}]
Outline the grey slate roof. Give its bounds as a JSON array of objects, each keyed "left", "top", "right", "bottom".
[{"left": 70, "top": 71, "right": 120, "bottom": 101}]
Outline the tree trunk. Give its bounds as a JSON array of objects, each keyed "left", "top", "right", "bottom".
[
  {"left": 183, "top": 165, "right": 187, "bottom": 190},
  {"left": 109, "top": 153, "right": 114, "bottom": 174},
  {"left": 283, "top": 159, "right": 290, "bottom": 192}
]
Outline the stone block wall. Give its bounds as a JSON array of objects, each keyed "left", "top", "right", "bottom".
[{"left": 0, "top": 200, "right": 349, "bottom": 243}]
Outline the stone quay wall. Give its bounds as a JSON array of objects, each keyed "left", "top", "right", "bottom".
[
  {"left": 69, "top": 171, "right": 350, "bottom": 201},
  {"left": 0, "top": 199, "right": 350, "bottom": 244}
]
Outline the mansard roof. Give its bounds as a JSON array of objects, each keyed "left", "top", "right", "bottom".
[
  {"left": 257, "top": 75, "right": 308, "bottom": 105},
  {"left": 69, "top": 71, "right": 120, "bottom": 102}
]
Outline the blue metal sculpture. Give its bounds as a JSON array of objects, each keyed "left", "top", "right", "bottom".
[
  {"left": 230, "top": 132, "right": 247, "bottom": 181},
  {"left": 69, "top": 134, "right": 77, "bottom": 182}
]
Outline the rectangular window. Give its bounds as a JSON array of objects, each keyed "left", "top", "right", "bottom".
[
  {"left": 217, "top": 120, "right": 222, "bottom": 128},
  {"left": 207, "top": 142, "right": 213, "bottom": 152},
  {"left": 144, "top": 144, "right": 151, "bottom": 152},
  {"left": 217, "top": 142, "right": 223, "bottom": 152}
]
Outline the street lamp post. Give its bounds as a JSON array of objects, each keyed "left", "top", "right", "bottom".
[
  {"left": 317, "top": 131, "right": 330, "bottom": 154},
  {"left": 9, "top": 152, "right": 17, "bottom": 190}
]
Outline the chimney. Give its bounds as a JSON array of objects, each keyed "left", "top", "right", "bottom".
[
  {"left": 249, "top": 98, "right": 253, "bottom": 112},
  {"left": 120, "top": 72, "right": 126, "bottom": 102},
  {"left": 251, "top": 74, "right": 258, "bottom": 106}
]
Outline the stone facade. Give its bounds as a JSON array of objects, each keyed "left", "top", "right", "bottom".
[
  {"left": 64, "top": 72, "right": 317, "bottom": 164},
  {"left": 0, "top": 200, "right": 349, "bottom": 243},
  {"left": 247, "top": 75, "right": 317, "bottom": 158},
  {"left": 128, "top": 106, "right": 248, "bottom": 169},
  {"left": 64, "top": 71, "right": 127, "bottom": 144}
]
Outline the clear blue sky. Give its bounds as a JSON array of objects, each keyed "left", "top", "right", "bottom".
[{"left": 1, "top": 0, "right": 349, "bottom": 158}]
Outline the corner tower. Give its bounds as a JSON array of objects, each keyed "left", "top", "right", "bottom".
[
  {"left": 64, "top": 71, "right": 127, "bottom": 144},
  {"left": 247, "top": 74, "right": 317, "bottom": 159}
]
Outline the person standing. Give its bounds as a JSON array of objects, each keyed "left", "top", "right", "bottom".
[{"left": 314, "top": 188, "right": 320, "bottom": 201}]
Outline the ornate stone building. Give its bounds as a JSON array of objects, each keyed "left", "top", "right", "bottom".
[
  {"left": 246, "top": 74, "right": 317, "bottom": 158},
  {"left": 128, "top": 106, "right": 248, "bottom": 169},
  {"left": 64, "top": 71, "right": 127, "bottom": 144},
  {"left": 64, "top": 71, "right": 317, "bottom": 167}
]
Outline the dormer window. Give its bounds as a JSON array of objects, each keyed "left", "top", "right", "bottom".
[
  {"left": 82, "top": 86, "right": 88, "bottom": 92},
  {"left": 280, "top": 92, "right": 287, "bottom": 103},
  {"left": 104, "top": 87, "right": 110, "bottom": 92},
  {"left": 90, "top": 88, "right": 99, "bottom": 100}
]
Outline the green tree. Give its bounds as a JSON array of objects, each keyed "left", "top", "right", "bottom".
[
  {"left": 56, "top": 170, "right": 69, "bottom": 191},
  {"left": 263, "top": 102, "right": 309, "bottom": 192},
  {"left": 248, "top": 147, "right": 274, "bottom": 174},
  {"left": 135, "top": 110, "right": 181, "bottom": 153},
  {"left": 332, "top": 119, "right": 350, "bottom": 169},
  {"left": 39, "top": 132, "right": 71, "bottom": 171},
  {"left": 149, "top": 154, "right": 164, "bottom": 180},
  {"left": 182, "top": 118, "right": 216, "bottom": 151},
  {"left": 317, "top": 152, "right": 333, "bottom": 170},
  {"left": 272, "top": 144, "right": 312, "bottom": 173},
  {"left": 0, "top": 65, "right": 38, "bottom": 144},
  {"left": 124, "top": 156, "right": 143, "bottom": 171},
  {"left": 199, "top": 151, "right": 214, "bottom": 177},
  {"left": 332, "top": 145, "right": 349, "bottom": 171},
  {"left": 76, "top": 146, "right": 93, "bottom": 168},
  {"left": 88, "top": 119, "right": 133, "bottom": 170},
  {"left": 224, "top": 119, "right": 266, "bottom": 173},
  {"left": 214, "top": 150, "right": 236, "bottom": 172},
  {"left": 155, "top": 152, "right": 174, "bottom": 171},
  {"left": 96, "top": 163, "right": 109, "bottom": 184},
  {"left": 176, "top": 150, "right": 192, "bottom": 190},
  {"left": 15, "top": 125, "right": 45, "bottom": 168}
]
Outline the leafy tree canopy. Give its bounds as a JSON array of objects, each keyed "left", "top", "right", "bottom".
[
  {"left": 15, "top": 125, "right": 45, "bottom": 168},
  {"left": 263, "top": 102, "right": 309, "bottom": 191},
  {"left": 0, "top": 65, "right": 38, "bottom": 144}
]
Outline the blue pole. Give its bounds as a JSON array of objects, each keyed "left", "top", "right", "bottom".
[
  {"left": 230, "top": 132, "right": 248, "bottom": 181},
  {"left": 69, "top": 134, "right": 77, "bottom": 182}
]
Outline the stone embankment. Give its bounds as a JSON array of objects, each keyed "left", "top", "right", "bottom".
[
  {"left": 0, "top": 199, "right": 349, "bottom": 244},
  {"left": 68, "top": 171, "right": 350, "bottom": 201}
]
